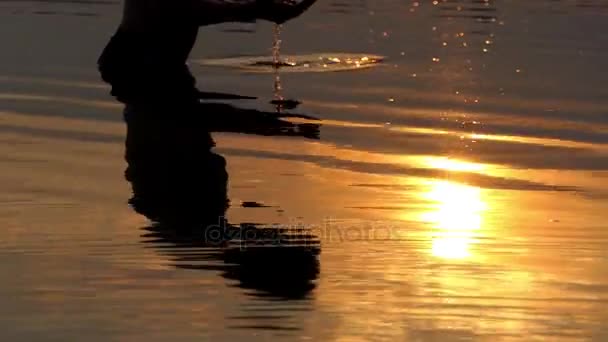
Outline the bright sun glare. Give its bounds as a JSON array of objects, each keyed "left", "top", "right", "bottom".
[
  {"left": 423, "top": 156, "right": 486, "bottom": 173},
  {"left": 421, "top": 180, "right": 487, "bottom": 260}
]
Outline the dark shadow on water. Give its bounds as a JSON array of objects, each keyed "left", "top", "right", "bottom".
[
  {"left": 141, "top": 225, "right": 321, "bottom": 300},
  {"left": 126, "top": 98, "right": 321, "bottom": 301}
]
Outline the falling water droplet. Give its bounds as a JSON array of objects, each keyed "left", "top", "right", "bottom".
[{"left": 272, "top": 24, "right": 284, "bottom": 112}]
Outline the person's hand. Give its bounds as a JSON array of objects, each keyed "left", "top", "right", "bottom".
[{"left": 256, "top": 0, "right": 318, "bottom": 24}]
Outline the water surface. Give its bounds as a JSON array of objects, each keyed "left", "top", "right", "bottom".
[{"left": 1, "top": 0, "right": 608, "bottom": 340}]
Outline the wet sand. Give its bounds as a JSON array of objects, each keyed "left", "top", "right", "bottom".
[{"left": 1, "top": 0, "right": 608, "bottom": 340}]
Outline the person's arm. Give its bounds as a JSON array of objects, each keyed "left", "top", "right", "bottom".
[
  {"left": 257, "top": 0, "right": 318, "bottom": 24},
  {"left": 183, "top": 0, "right": 259, "bottom": 25},
  {"left": 185, "top": 0, "right": 319, "bottom": 26}
]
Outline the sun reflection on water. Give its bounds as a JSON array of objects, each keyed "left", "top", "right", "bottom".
[
  {"left": 421, "top": 180, "right": 487, "bottom": 260},
  {"left": 421, "top": 156, "right": 486, "bottom": 173}
]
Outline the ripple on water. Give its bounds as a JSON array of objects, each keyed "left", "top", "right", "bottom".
[{"left": 195, "top": 53, "right": 385, "bottom": 73}]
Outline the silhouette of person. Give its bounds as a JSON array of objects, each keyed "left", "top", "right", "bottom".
[
  {"left": 98, "top": 0, "right": 318, "bottom": 108},
  {"left": 98, "top": 0, "right": 321, "bottom": 300},
  {"left": 98, "top": 0, "right": 320, "bottom": 229}
]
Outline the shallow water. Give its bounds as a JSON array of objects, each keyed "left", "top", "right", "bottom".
[{"left": 1, "top": 0, "right": 608, "bottom": 340}]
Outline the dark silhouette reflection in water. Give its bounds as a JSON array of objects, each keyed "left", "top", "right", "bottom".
[
  {"left": 126, "top": 100, "right": 321, "bottom": 300},
  {"left": 98, "top": 0, "right": 322, "bottom": 322}
]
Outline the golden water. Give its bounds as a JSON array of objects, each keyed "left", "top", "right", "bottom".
[{"left": 1, "top": 0, "right": 608, "bottom": 340}]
